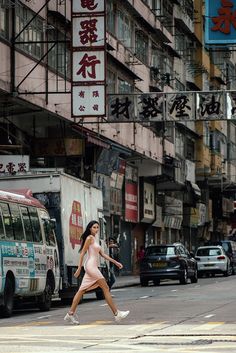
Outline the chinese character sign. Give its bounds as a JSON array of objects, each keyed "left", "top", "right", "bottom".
[
  {"left": 167, "top": 93, "right": 195, "bottom": 120},
  {"left": 72, "top": 0, "right": 106, "bottom": 117},
  {"left": 73, "top": 16, "right": 105, "bottom": 47},
  {"left": 0, "top": 155, "right": 29, "bottom": 174},
  {"left": 196, "top": 92, "right": 225, "bottom": 120},
  {"left": 73, "top": 0, "right": 105, "bottom": 13},
  {"left": 108, "top": 91, "right": 236, "bottom": 122},
  {"left": 73, "top": 85, "right": 105, "bottom": 115},
  {"left": 73, "top": 51, "right": 105, "bottom": 82},
  {"left": 205, "top": 0, "right": 236, "bottom": 44}
]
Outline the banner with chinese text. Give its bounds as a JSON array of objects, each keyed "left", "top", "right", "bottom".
[
  {"left": 72, "top": 0, "right": 106, "bottom": 117},
  {"left": 107, "top": 91, "right": 236, "bottom": 122}
]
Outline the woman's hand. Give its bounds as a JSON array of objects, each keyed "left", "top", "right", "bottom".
[
  {"left": 115, "top": 261, "right": 123, "bottom": 270},
  {"left": 74, "top": 266, "right": 81, "bottom": 278}
]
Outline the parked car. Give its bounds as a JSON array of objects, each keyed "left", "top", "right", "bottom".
[
  {"left": 195, "top": 245, "right": 232, "bottom": 277},
  {"left": 139, "top": 243, "right": 198, "bottom": 286},
  {"left": 210, "top": 240, "right": 236, "bottom": 274}
]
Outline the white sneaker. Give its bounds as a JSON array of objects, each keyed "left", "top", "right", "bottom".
[
  {"left": 64, "top": 313, "right": 80, "bottom": 325},
  {"left": 115, "top": 310, "right": 130, "bottom": 323}
]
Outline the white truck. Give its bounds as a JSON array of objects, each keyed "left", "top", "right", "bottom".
[{"left": 0, "top": 171, "right": 109, "bottom": 302}]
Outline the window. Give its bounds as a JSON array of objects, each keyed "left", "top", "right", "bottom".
[
  {"left": 175, "top": 29, "right": 185, "bottom": 55},
  {"left": 176, "top": 130, "right": 185, "bottom": 156},
  {"left": 0, "top": 203, "right": 14, "bottom": 240},
  {"left": 0, "top": 4, "right": 9, "bottom": 39},
  {"left": 203, "top": 122, "right": 210, "bottom": 147},
  {"left": 135, "top": 30, "right": 148, "bottom": 64},
  {"left": 107, "top": 0, "right": 115, "bottom": 35},
  {"left": 43, "top": 219, "right": 56, "bottom": 246},
  {"left": 9, "top": 203, "right": 25, "bottom": 241},
  {"left": 48, "top": 29, "right": 71, "bottom": 78},
  {"left": 196, "top": 248, "right": 222, "bottom": 256},
  {"left": 20, "top": 206, "right": 33, "bottom": 242},
  {"left": 0, "top": 208, "right": 5, "bottom": 239},
  {"left": 107, "top": 69, "right": 116, "bottom": 93},
  {"left": 118, "top": 78, "right": 133, "bottom": 93},
  {"left": 117, "top": 10, "right": 132, "bottom": 48},
  {"left": 29, "top": 207, "right": 43, "bottom": 243},
  {"left": 15, "top": 4, "right": 44, "bottom": 59}
]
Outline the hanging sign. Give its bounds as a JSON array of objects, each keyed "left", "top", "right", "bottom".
[
  {"left": 72, "top": 0, "right": 106, "bottom": 117},
  {"left": 205, "top": 0, "right": 236, "bottom": 44}
]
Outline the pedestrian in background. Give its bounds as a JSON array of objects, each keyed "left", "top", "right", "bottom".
[
  {"left": 137, "top": 245, "right": 145, "bottom": 263},
  {"left": 108, "top": 238, "right": 119, "bottom": 289},
  {"left": 64, "top": 220, "right": 129, "bottom": 325}
]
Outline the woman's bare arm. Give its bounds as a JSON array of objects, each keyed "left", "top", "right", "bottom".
[{"left": 99, "top": 249, "right": 123, "bottom": 269}]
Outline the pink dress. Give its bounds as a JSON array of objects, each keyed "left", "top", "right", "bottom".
[{"left": 79, "top": 239, "right": 104, "bottom": 292}]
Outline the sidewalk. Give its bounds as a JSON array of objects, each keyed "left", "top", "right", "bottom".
[{"left": 112, "top": 275, "right": 140, "bottom": 289}]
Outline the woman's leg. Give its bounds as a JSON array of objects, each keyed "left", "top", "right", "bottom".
[
  {"left": 96, "top": 278, "right": 117, "bottom": 314},
  {"left": 69, "top": 288, "right": 86, "bottom": 314}
]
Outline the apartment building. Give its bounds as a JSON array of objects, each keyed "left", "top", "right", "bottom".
[{"left": 0, "top": 0, "right": 235, "bottom": 273}]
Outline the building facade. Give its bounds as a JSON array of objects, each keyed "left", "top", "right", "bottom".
[{"left": 0, "top": 0, "right": 235, "bottom": 274}]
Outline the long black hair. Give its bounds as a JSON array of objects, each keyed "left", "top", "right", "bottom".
[{"left": 79, "top": 220, "right": 99, "bottom": 252}]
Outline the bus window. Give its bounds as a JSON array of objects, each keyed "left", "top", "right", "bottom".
[
  {"left": 43, "top": 219, "right": 56, "bottom": 246},
  {"left": 0, "top": 202, "right": 14, "bottom": 240},
  {"left": 0, "top": 208, "right": 5, "bottom": 239},
  {"left": 29, "top": 207, "right": 43, "bottom": 243},
  {"left": 20, "top": 206, "right": 33, "bottom": 242},
  {"left": 9, "top": 203, "right": 25, "bottom": 241}
]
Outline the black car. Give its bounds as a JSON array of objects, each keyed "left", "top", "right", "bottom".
[{"left": 140, "top": 243, "right": 198, "bottom": 286}]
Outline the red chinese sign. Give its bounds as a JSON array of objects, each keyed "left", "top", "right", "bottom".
[
  {"left": 212, "top": 0, "right": 236, "bottom": 34},
  {"left": 72, "top": 0, "right": 106, "bottom": 117},
  {"left": 205, "top": 0, "right": 236, "bottom": 44},
  {"left": 69, "top": 200, "right": 84, "bottom": 249},
  {"left": 125, "top": 182, "right": 138, "bottom": 223}
]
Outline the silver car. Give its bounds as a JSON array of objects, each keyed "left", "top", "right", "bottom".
[{"left": 195, "top": 245, "right": 231, "bottom": 277}]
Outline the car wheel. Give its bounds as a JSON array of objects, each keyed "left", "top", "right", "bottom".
[
  {"left": 223, "top": 265, "right": 229, "bottom": 277},
  {"left": 179, "top": 268, "right": 188, "bottom": 284},
  {"left": 140, "top": 278, "right": 148, "bottom": 287},
  {"left": 190, "top": 268, "right": 198, "bottom": 283},
  {"left": 38, "top": 279, "right": 53, "bottom": 311},
  {"left": 232, "top": 265, "right": 235, "bottom": 275}
]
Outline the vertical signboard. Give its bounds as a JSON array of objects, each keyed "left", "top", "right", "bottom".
[
  {"left": 125, "top": 182, "right": 138, "bottom": 223},
  {"left": 205, "top": 0, "right": 236, "bottom": 44},
  {"left": 72, "top": 0, "right": 106, "bottom": 117}
]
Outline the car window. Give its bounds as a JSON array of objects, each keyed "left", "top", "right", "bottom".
[
  {"left": 197, "top": 248, "right": 222, "bottom": 256},
  {"left": 221, "top": 242, "right": 230, "bottom": 253},
  {"left": 145, "top": 246, "right": 175, "bottom": 256}
]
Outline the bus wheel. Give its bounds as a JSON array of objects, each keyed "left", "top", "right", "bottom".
[
  {"left": 38, "top": 279, "right": 53, "bottom": 311},
  {"left": 1, "top": 276, "right": 14, "bottom": 318}
]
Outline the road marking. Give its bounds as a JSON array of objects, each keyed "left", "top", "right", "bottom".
[
  {"left": 139, "top": 295, "right": 149, "bottom": 299},
  {"left": 204, "top": 314, "right": 215, "bottom": 318},
  {"left": 127, "top": 321, "right": 167, "bottom": 332},
  {"left": 20, "top": 321, "right": 55, "bottom": 326},
  {"left": 36, "top": 315, "right": 52, "bottom": 319},
  {"left": 191, "top": 321, "right": 224, "bottom": 331}
]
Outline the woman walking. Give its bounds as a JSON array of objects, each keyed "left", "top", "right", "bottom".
[{"left": 64, "top": 220, "right": 129, "bottom": 325}]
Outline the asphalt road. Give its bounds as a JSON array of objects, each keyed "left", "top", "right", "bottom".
[{"left": 1, "top": 275, "right": 236, "bottom": 352}]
